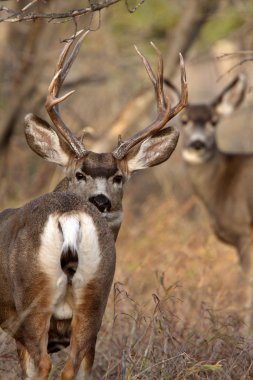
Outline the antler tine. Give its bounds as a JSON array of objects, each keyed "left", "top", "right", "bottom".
[
  {"left": 135, "top": 42, "right": 168, "bottom": 112},
  {"left": 59, "top": 30, "right": 89, "bottom": 89},
  {"left": 45, "top": 30, "right": 90, "bottom": 158},
  {"left": 150, "top": 42, "right": 168, "bottom": 111},
  {"left": 168, "top": 53, "right": 188, "bottom": 119},
  {"left": 112, "top": 45, "right": 188, "bottom": 160},
  {"left": 48, "top": 30, "right": 85, "bottom": 102},
  {"left": 134, "top": 44, "right": 156, "bottom": 85}
]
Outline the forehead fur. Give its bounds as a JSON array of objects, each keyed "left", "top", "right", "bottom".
[
  {"left": 80, "top": 152, "right": 118, "bottom": 178},
  {"left": 184, "top": 105, "right": 214, "bottom": 124}
]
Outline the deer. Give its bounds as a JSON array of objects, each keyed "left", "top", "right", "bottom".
[
  {"left": 166, "top": 74, "right": 253, "bottom": 325},
  {"left": 0, "top": 30, "right": 187, "bottom": 380}
]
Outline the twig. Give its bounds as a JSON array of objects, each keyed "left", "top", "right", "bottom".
[
  {"left": 217, "top": 58, "right": 252, "bottom": 82},
  {"left": 21, "top": 0, "right": 39, "bottom": 12},
  {"left": 125, "top": 0, "right": 146, "bottom": 13},
  {"left": 0, "top": 0, "right": 121, "bottom": 23},
  {"left": 217, "top": 51, "right": 253, "bottom": 60}
]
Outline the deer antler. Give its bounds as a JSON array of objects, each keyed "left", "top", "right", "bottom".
[
  {"left": 112, "top": 43, "right": 188, "bottom": 160},
  {"left": 45, "top": 30, "right": 89, "bottom": 158}
]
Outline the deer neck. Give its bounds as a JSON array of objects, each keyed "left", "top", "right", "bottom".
[{"left": 185, "top": 150, "right": 227, "bottom": 212}]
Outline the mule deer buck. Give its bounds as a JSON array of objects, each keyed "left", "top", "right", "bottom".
[
  {"left": 167, "top": 75, "right": 253, "bottom": 321},
  {"left": 0, "top": 30, "right": 187, "bottom": 379}
]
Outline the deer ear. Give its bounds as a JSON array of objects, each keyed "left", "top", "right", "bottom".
[
  {"left": 211, "top": 74, "right": 247, "bottom": 116},
  {"left": 123, "top": 126, "right": 179, "bottom": 174},
  {"left": 24, "top": 113, "right": 74, "bottom": 166}
]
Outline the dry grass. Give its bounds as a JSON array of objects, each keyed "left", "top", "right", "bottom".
[
  {"left": 90, "top": 184, "right": 253, "bottom": 379},
  {"left": 93, "top": 282, "right": 251, "bottom": 380}
]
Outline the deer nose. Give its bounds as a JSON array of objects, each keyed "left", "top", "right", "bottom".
[
  {"left": 190, "top": 140, "right": 206, "bottom": 150},
  {"left": 89, "top": 194, "right": 112, "bottom": 213}
]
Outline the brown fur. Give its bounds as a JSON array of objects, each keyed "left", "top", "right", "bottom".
[
  {"left": 4, "top": 110, "right": 179, "bottom": 378},
  {"left": 1, "top": 36, "right": 183, "bottom": 377},
  {"left": 0, "top": 192, "right": 116, "bottom": 379},
  {"left": 25, "top": 114, "right": 179, "bottom": 240},
  {"left": 178, "top": 74, "right": 253, "bottom": 326}
]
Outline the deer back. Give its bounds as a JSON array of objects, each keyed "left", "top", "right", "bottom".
[{"left": 0, "top": 192, "right": 115, "bottom": 340}]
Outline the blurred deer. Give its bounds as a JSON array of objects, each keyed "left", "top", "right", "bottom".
[
  {"left": 167, "top": 75, "right": 253, "bottom": 322},
  {"left": 0, "top": 31, "right": 187, "bottom": 379}
]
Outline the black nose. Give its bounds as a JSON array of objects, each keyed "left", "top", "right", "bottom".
[
  {"left": 89, "top": 194, "right": 112, "bottom": 213},
  {"left": 190, "top": 140, "right": 206, "bottom": 150}
]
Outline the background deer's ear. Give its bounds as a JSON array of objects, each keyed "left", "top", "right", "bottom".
[
  {"left": 123, "top": 126, "right": 179, "bottom": 174},
  {"left": 24, "top": 113, "right": 74, "bottom": 166},
  {"left": 211, "top": 74, "right": 247, "bottom": 116}
]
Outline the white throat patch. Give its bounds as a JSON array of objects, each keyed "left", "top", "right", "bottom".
[{"left": 182, "top": 149, "right": 207, "bottom": 164}]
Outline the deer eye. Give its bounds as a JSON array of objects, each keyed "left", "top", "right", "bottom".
[
  {"left": 76, "top": 172, "right": 86, "bottom": 181},
  {"left": 211, "top": 117, "right": 218, "bottom": 126},
  {"left": 113, "top": 175, "right": 123, "bottom": 185},
  {"left": 181, "top": 116, "right": 188, "bottom": 125}
]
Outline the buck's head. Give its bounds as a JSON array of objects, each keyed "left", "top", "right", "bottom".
[
  {"left": 179, "top": 74, "right": 246, "bottom": 164},
  {"left": 25, "top": 31, "right": 188, "bottom": 239}
]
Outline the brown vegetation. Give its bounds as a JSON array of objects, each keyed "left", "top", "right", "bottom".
[
  {"left": 1, "top": 0, "right": 253, "bottom": 378},
  {"left": 0, "top": 181, "right": 252, "bottom": 379}
]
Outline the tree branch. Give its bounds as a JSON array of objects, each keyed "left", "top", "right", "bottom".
[
  {"left": 0, "top": 0, "right": 144, "bottom": 23},
  {"left": 0, "top": 0, "right": 121, "bottom": 22},
  {"left": 124, "top": 0, "right": 145, "bottom": 14}
]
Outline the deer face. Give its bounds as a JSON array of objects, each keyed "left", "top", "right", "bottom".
[
  {"left": 25, "top": 114, "right": 180, "bottom": 239},
  {"left": 179, "top": 74, "right": 246, "bottom": 165},
  {"left": 63, "top": 152, "right": 124, "bottom": 236},
  {"left": 24, "top": 32, "right": 188, "bottom": 239},
  {"left": 180, "top": 105, "right": 218, "bottom": 164},
  {"left": 66, "top": 152, "right": 123, "bottom": 212}
]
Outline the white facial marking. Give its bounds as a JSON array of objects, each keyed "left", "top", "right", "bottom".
[
  {"left": 189, "top": 130, "right": 206, "bottom": 142},
  {"left": 94, "top": 178, "right": 110, "bottom": 197}
]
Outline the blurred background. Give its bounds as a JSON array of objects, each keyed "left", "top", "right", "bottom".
[{"left": 1, "top": 1, "right": 253, "bottom": 378}]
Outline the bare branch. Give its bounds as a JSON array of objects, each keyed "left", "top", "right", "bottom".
[
  {"left": 124, "top": 0, "right": 146, "bottom": 13},
  {"left": 217, "top": 51, "right": 253, "bottom": 60},
  {"left": 216, "top": 50, "right": 253, "bottom": 81},
  {"left": 0, "top": 0, "right": 122, "bottom": 23},
  {"left": 217, "top": 59, "right": 252, "bottom": 82},
  {"left": 21, "top": 0, "right": 39, "bottom": 12}
]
